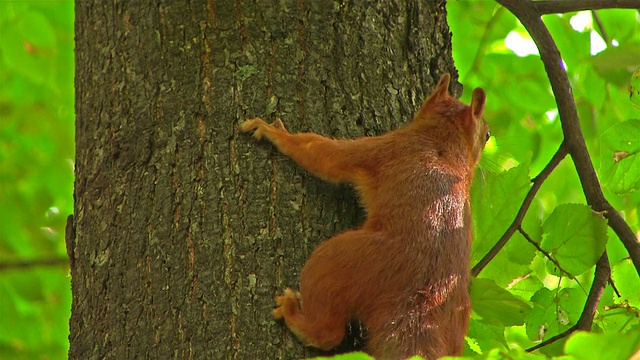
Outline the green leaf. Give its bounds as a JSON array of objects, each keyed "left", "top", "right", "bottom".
[
  {"left": 545, "top": 14, "right": 591, "bottom": 66},
  {"left": 599, "top": 119, "right": 640, "bottom": 194},
  {"left": 564, "top": 331, "right": 640, "bottom": 360},
  {"left": 612, "top": 259, "right": 640, "bottom": 307},
  {"left": 592, "top": 43, "right": 640, "bottom": 86},
  {"left": 596, "top": 300, "right": 640, "bottom": 334},
  {"left": 471, "top": 161, "right": 531, "bottom": 265},
  {"left": 480, "top": 54, "right": 556, "bottom": 115},
  {"left": 540, "top": 203, "right": 608, "bottom": 277},
  {"left": 525, "top": 288, "right": 554, "bottom": 343},
  {"left": 471, "top": 161, "right": 534, "bottom": 286},
  {"left": 470, "top": 278, "right": 531, "bottom": 327},
  {"left": 507, "top": 274, "right": 544, "bottom": 305},
  {"left": 447, "top": 2, "right": 517, "bottom": 80},
  {"left": 556, "top": 288, "right": 587, "bottom": 327},
  {"left": 466, "top": 318, "right": 508, "bottom": 354},
  {"left": 594, "top": 9, "right": 640, "bottom": 44},
  {"left": 525, "top": 287, "right": 585, "bottom": 344}
]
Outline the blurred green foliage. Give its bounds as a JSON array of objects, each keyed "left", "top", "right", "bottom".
[
  {"left": 0, "top": 1, "right": 638, "bottom": 359},
  {"left": 0, "top": 1, "right": 74, "bottom": 359}
]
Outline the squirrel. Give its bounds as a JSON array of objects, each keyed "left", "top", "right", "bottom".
[{"left": 241, "top": 73, "right": 489, "bottom": 359}]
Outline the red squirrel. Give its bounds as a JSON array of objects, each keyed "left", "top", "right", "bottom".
[{"left": 241, "top": 73, "right": 489, "bottom": 359}]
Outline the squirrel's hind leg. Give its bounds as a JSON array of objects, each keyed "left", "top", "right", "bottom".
[{"left": 275, "top": 229, "right": 383, "bottom": 351}]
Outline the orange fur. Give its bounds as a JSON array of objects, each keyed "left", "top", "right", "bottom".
[{"left": 242, "top": 73, "right": 489, "bottom": 359}]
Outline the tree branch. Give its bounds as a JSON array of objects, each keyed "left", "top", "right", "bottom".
[
  {"left": 533, "top": 0, "right": 640, "bottom": 15},
  {"left": 577, "top": 253, "right": 611, "bottom": 329},
  {"left": 495, "top": 0, "right": 640, "bottom": 277},
  {"left": 0, "top": 257, "right": 69, "bottom": 271},
  {"left": 472, "top": 143, "right": 568, "bottom": 277}
]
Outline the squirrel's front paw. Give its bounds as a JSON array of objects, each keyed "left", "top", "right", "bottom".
[
  {"left": 273, "top": 288, "right": 301, "bottom": 320},
  {"left": 240, "top": 118, "right": 288, "bottom": 140}
]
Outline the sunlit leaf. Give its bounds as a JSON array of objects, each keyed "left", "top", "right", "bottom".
[
  {"left": 564, "top": 331, "right": 640, "bottom": 360},
  {"left": 506, "top": 274, "right": 544, "bottom": 305},
  {"left": 466, "top": 319, "right": 508, "bottom": 355},
  {"left": 541, "top": 204, "right": 608, "bottom": 277},
  {"left": 545, "top": 14, "right": 590, "bottom": 66},
  {"left": 471, "top": 278, "right": 531, "bottom": 327},
  {"left": 471, "top": 161, "right": 531, "bottom": 265},
  {"left": 525, "top": 287, "right": 585, "bottom": 343},
  {"left": 599, "top": 119, "right": 640, "bottom": 194},
  {"left": 612, "top": 259, "right": 640, "bottom": 306},
  {"left": 448, "top": 1, "right": 517, "bottom": 79}
]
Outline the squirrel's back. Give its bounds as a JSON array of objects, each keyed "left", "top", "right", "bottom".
[{"left": 358, "top": 76, "right": 488, "bottom": 358}]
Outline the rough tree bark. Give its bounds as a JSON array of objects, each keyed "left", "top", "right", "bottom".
[{"left": 70, "top": 1, "right": 458, "bottom": 358}]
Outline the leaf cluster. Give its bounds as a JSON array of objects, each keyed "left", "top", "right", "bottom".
[{"left": 449, "top": 1, "right": 640, "bottom": 358}]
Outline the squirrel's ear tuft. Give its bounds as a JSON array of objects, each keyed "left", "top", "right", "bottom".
[
  {"left": 433, "top": 73, "right": 451, "bottom": 99},
  {"left": 471, "top": 87, "right": 486, "bottom": 119},
  {"left": 413, "top": 73, "right": 451, "bottom": 120},
  {"left": 416, "top": 73, "right": 451, "bottom": 119}
]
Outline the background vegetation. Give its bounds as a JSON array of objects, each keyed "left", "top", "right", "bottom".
[
  {"left": 0, "top": 1, "right": 637, "bottom": 359},
  {"left": 0, "top": 1, "right": 74, "bottom": 359}
]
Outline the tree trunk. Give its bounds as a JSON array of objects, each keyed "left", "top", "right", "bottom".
[{"left": 70, "top": 1, "right": 458, "bottom": 358}]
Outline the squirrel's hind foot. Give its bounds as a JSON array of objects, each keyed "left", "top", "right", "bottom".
[{"left": 273, "top": 288, "right": 301, "bottom": 320}]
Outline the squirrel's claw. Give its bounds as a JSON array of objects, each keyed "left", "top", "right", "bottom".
[{"left": 240, "top": 117, "right": 288, "bottom": 140}]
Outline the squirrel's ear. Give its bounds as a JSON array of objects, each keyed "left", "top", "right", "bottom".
[
  {"left": 417, "top": 73, "right": 451, "bottom": 117},
  {"left": 433, "top": 73, "right": 451, "bottom": 99},
  {"left": 471, "top": 87, "right": 486, "bottom": 118}
]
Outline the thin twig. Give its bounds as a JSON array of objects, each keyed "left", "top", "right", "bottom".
[
  {"left": 533, "top": 0, "right": 640, "bottom": 15},
  {"left": 609, "top": 276, "right": 621, "bottom": 298},
  {"left": 0, "top": 257, "right": 69, "bottom": 271},
  {"left": 591, "top": 11, "right": 611, "bottom": 46},
  {"left": 472, "top": 143, "right": 568, "bottom": 277},
  {"left": 518, "top": 226, "right": 574, "bottom": 279},
  {"left": 527, "top": 325, "right": 577, "bottom": 352}
]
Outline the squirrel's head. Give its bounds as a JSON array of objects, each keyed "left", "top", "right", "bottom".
[{"left": 414, "top": 73, "right": 490, "bottom": 166}]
